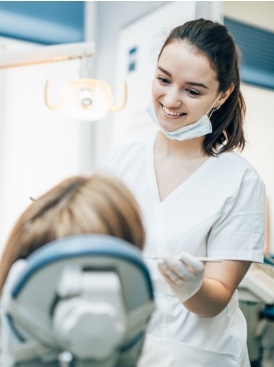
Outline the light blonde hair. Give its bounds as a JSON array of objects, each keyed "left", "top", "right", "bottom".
[{"left": 0, "top": 173, "right": 145, "bottom": 292}]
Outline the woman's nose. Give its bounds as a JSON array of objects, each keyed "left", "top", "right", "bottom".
[{"left": 163, "top": 87, "right": 182, "bottom": 107}]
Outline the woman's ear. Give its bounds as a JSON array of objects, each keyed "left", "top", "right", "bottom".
[{"left": 216, "top": 84, "right": 235, "bottom": 108}]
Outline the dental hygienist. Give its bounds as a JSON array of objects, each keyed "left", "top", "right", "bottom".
[{"left": 105, "top": 19, "right": 266, "bottom": 367}]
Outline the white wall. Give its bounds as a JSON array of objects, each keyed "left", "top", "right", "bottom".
[{"left": 0, "top": 38, "right": 91, "bottom": 253}]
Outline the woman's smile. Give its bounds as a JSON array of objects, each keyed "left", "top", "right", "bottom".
[{"left": 161, "top": 104, "right": 187, "bottom": 118}]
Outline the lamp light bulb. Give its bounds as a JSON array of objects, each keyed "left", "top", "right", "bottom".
[
  {"left": 79, "top": 89, "right": 93, "bottom": 109},
  {"left": 45, "top": 79, "right": 127, "bottom": 121}
]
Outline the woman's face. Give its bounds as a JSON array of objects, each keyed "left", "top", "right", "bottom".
[{"left": 152, "top": 40, "right": 221, "bottom": 132}]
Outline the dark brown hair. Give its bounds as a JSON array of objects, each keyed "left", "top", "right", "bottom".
[{"left": 158, "top": 18, "right": 246, "bottom": 156}]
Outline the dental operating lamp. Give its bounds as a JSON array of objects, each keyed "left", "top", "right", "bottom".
[{"left": 0, "top": 42, "right": 126, "bottom": 121}]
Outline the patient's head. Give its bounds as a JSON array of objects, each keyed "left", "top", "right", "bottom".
[{"left": 0, "top": 173, "right": 145, "bottom": 291}]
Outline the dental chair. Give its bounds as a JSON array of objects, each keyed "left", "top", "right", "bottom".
[{"left": 2, "top": 234, "right": 155, "bottom": 367}]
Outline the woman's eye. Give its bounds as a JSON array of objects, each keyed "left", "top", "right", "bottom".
[
  {"left": 156, "top": 76, "right": 170, "bottom": 84},
  {"left": 185, "top": 89, "right": 200, "bottom": 96}
]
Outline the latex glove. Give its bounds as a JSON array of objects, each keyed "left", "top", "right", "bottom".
[{"left": 158, "top": 252, "right": 205, "bottom": 303}]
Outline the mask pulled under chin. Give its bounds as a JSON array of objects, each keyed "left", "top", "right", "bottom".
[{"left": 146, "top": 102, "right": 212, "bottom": 142}]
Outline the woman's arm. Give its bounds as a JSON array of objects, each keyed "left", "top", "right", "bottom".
[
  {"left": 184, "top": 168, "right": 265, "bottom": 317},
  {"left": 183, "top": 260, "right": 251, "bottom": 317}
]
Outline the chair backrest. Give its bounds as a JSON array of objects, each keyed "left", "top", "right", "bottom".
[{"left": 3, "top": 234, "right": 155, "bottom": 367}]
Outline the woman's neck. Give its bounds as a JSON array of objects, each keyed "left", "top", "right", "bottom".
[{"left": 155, "top": 131, "right": 207, "bottom": 159}]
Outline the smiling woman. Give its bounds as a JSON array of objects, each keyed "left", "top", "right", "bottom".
[
  {"left": 105, "top": 18, "right": 266, "bottom": 367},
  {"left": 149, "top": 42, "right": 226, "bottom": 141}
]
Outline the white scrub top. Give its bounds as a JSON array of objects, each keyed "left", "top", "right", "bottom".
[{"left": 105, "top": 133, "right": 266, "bottom": 367}]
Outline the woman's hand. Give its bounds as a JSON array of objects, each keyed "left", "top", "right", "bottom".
[{"left": 158, "top": 251, "right": 205, "bottom": 303}]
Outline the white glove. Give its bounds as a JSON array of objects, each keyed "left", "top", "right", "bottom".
[{"left": 158, "top": 252, "right": 204, "bottom": 303}]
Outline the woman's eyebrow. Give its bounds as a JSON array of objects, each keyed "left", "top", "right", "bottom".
[
  {"left": 185, "top": 81, "right": 209, "bottom": 89},
  {"left": 157, "top": 66, "right": 172, "bottom": 77},
  {"left": 157, "top": 66, "right": 209, "bottom": 89}
]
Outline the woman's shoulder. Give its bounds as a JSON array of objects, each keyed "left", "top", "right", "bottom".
[
  {"left": 112, "top": 138, "right": 148, "bottom": 155},
  {"left": 219, "top": 150, "right": 253, "bottom": 165},
  {"left": 105, "top": 134, "right": 155, "bottom": 168},
  {"left": 211, "top": 151, "right": 265, "bottom": 196},
  {"left": 218, "top": 151, "right": 261, "bottom": 175}
]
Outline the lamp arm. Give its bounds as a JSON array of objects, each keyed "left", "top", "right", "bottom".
[
  {"left": 0, "top": 42, "right": 95, "bottom": 69},
  {"left": 45, "top": 80, "right": 63, "bottom": 110},
  {"left": 110, "top": 83, "right": 127, "bottom": 111}
]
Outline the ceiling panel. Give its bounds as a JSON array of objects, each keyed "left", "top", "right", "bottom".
[{"left": 0, "top": 1, "right": 84, "bottom": 44}]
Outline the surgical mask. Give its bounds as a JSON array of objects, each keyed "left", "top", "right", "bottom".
[{"left": 146, "top": 95, "right": 221, "bottom": 141}]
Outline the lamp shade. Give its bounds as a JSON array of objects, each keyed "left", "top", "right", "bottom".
[{"left": 45, "top": 79, "right": 127, "bottom": 121}]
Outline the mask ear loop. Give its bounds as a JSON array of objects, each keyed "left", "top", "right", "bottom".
[
  {"left": 208, "top": 104, "right": 221, "bottom": 119},
  {"left": 207, "top": 92, "right": 223, "bottom": 119}
]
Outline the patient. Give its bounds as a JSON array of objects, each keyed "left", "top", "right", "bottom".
[
  {"left": 0, "top": 172, "right": 147, "bottom": 366},
  {"left": 0, "top": 172, "right": 145, "bottom": 292}
]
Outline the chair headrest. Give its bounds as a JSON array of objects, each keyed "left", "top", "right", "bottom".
[{"left": 5, "top": 234, "right": 155, "bottom": 366}]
